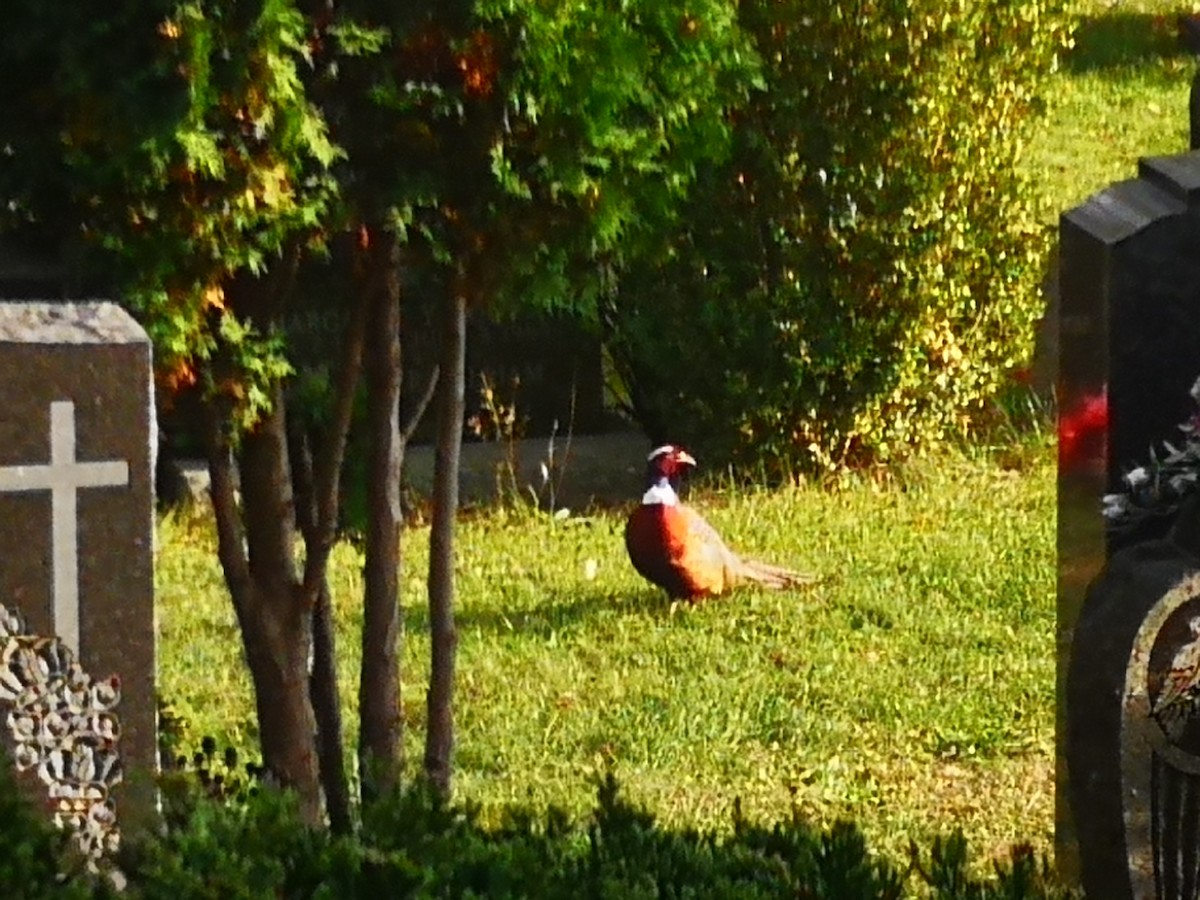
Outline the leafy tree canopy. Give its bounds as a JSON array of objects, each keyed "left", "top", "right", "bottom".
[
  {"left": 2, "top": 0, "right": 756, "bottom": 388},
  {"left": 1, "top": 0, "right": 337, "bottom": 422}
]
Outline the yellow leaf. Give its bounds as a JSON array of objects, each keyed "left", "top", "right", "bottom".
[{"left": 203, "top": 285, "right": 226, "bottom": 311}]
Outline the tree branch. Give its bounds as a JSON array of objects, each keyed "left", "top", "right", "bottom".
[
  {"left": 401, "top": 363, "right": 441, "bottom": 445},
  {"left": 286, "top": 369, "right": 352, "bottom": 833},
  {"left": 359, "top": 230, "right": 405, "bottom": 798},
  {"left": 238, "top": 386, "right": 299, "bottom": 585},
  {"left": 265, "top": 239, "right": 303, "bottom": 324},
  {"left": 288, "top": 417, "right": 317, "bottom": 537},
  {"left": 202, "top": 399, "right": 252, "bottom": 610},
  {"left": 302, "top": 290, "right": 369, "bottom": 596}
]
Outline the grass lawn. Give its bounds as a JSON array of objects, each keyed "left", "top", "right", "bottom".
[
  {"left": 158, "top": 444, "right": 1055, "bottom": 867},
  {"left": 1027, "top": 0, "right": 1195, "bottom": 217},
  {"left": 155, "top": 0, "right": 1194, "bottom": 877}
]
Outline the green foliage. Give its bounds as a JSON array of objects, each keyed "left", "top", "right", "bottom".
[
  {"left": 0, "top": 750, "right": 117, "bottom": 899},
  {"left": 102, "top": 770, "right": 1071, "bottom": 897},
  {"left": 2, "top": 0, "right": 757, "bottom": 425},
  {"left": 158, "top": 735, "right": 265, "bottom": 819},
  {"left": 580, "top": 774, "right": 904, "bottom": 898},
  {"left": 120, "top": 781, "right": 359, "bottom": 899},
  {"left": 912, "top": 832, "right": 1073, "bottom": 899},
  {"left": 605, "top": 0, "right": 1071, "bottom": 472},
  {"left": 324, "top": 0, "right": 757, "bottom": 320},
  {"left": 481, "top": 0, "right": 757, "bottom": 256},
  {"left": 0, "top": 734, "right": 1075, "bottom": 897},
  {"left": 0, "top": 0, "right": 336, "bottom": 423}
]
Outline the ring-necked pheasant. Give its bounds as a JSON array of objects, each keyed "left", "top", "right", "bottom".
[{"left": 624, "top": 444, "right": 817, "bottom": 600}]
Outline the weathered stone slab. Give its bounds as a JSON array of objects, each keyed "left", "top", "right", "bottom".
[{"left": 0, "top": 300, "right": 154, "bottom": 862}]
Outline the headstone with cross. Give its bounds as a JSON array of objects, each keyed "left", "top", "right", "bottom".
[
  {"left": 1058, "top": 149, "right": 1200, "bottom": 896},
  {"left": 0, "top": 300, "right": 154, "bottom": 862}
]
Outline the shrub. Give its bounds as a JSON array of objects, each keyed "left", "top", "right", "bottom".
[
  {"left": 119, "top": 782, "right": 370, "bottom": 900},
  {"left": 105, "top": 770, "right": 1074, "bottom": 898},
  {"left": 0, "top": 749, "right": 116, "bottom": 899},
  {"left": 574, "top": 776, "right": 904, "bottom": 898},
  {"left": 912, "top": 831, "right": 1076, "bottom": 899},
  {"left": 604, "top": 0, "right": 1071, "bottom": 472}
]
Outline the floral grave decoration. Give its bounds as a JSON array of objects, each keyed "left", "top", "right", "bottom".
[
  {"left": 0, "top": 601, "right": 122, "bottom": 864},
  {"left": 1103, "top": 376, "right": 1200, "bottom": 533}
]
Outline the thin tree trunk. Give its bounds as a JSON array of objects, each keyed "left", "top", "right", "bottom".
[
  {"left": 425, "top": 288, "right": 467, "bottom": 797},
  {"left": 290, "top": 283, "right": 370, "bottom": 833},
  {"left": 359, "top": 233, "right": 404, "bottom": 800},
  {"left": 288, "top": 423, "right": 351, "bottom": 834},
  {"left": 309, "top": 581, "right": 346, "bottom": 826},
  {"left": 205, "top": 388, "right": 322, "bottom": 824}
]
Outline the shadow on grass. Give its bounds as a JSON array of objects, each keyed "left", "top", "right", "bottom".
[
  {"left": 1065, "top": 11, "right": 1194, "bottom": 73},
  {"left": 407, "top": 586, "right": 673, "bottom": 637}
]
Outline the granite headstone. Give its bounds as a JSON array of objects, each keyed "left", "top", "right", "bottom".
[
  {"left": 0, "top": 301, "right": 154, "bottom": 862},
  {"left": 1059, "top": 151, "right": 1200, "bottom": 894}
]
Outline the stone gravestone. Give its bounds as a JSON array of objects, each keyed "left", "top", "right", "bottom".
[
  {"left": 0, "top": 301, "right": 154, "bottom": 864},
  {"left": 1059, "top": 150, "right": 1200, "bottom": 895}
]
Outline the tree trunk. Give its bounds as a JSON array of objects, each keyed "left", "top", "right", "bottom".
[
  {"left": 309, "top": 581, "right": 347, "bottom": 828},
  {"left": 288, "top": 422, "right": 351, "bottom": 834},
  {"left": 205, "top": 388, "right": 322, "bottom": 824},
  {"left": 359, "top": 233, "right": 405, "bottom": 800},
  {"left": 425, "top": 288, "right": 467, "bottom": 796},
  {"left": 288, "top": 278, "right": 370, "bottom": 833}
]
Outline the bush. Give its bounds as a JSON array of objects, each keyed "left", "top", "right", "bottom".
[
  {"left": 912, "top": 831, "right": 1075, "bottom": 899},
  {"left": 0, "top": 735, "right": 1072, "bottom": 898},
  {"left": 604, "top": 0, "right": 1070, "bottom": 472},
  {"left": 101, "top": 770, "right": 1075, "bottom": 898},
  {"left": 0, "top": 749, "right": 116, "bottom": 899}
]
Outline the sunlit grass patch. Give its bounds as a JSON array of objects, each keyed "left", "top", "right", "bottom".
[
  {"left": 156, "top": 446, "right": 1055, "bottom": 867},
  {"left": 1026, "top": 0, "right": 1195, "bottom": 218}
]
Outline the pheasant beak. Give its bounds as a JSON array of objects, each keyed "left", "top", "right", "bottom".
[{"left": 676, "top": 450, "right": 697, "bottom": 467}]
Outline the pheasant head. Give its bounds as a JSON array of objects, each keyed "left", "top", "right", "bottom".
[{"left": 642, "top": 444, "right": 696, "bottom": 504}]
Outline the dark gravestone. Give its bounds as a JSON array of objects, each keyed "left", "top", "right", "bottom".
[
  {"left": 1070, "top": 507, "right": 1200, "bottom": 899},
  {"left": 0, "top": 301, "right": 154, "bottom": 863},
  {"left": 1059, "top": 152, "right": 1200, "bottom": 894}
]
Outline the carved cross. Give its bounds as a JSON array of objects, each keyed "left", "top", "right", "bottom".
[{"left": 0, "top": 401, "right": 129, "bottom": 654}]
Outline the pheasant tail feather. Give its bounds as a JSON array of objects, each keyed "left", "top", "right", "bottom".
[{"left": 737, "top": 559, "right": 820, "bottom": 590}]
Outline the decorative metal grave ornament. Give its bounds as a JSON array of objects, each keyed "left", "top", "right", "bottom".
[
  {"left": 0, "top": 600, "right": 122, "bottom": 862},
  {"left": 1070, "top": 371, "right": 1200, "bottom": 898}
]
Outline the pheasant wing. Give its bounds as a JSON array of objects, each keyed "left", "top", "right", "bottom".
[
  {"left": 678, "top": 505, "right": 817, "bottom": 592},
  {"left": 675, "top": 505, "right": 746, "bottom": 595}
]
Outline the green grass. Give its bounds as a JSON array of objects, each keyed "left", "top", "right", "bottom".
[
  {"left": 1026, "top": 0, "right": 1196, "bottom": 218},
  {"left": 157, "top": 445, "right": 1056, "bottom": 867}
]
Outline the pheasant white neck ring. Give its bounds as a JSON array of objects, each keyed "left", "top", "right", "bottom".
[{"left": 642, "top": 480, "right": 678, "bottom": 506}]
